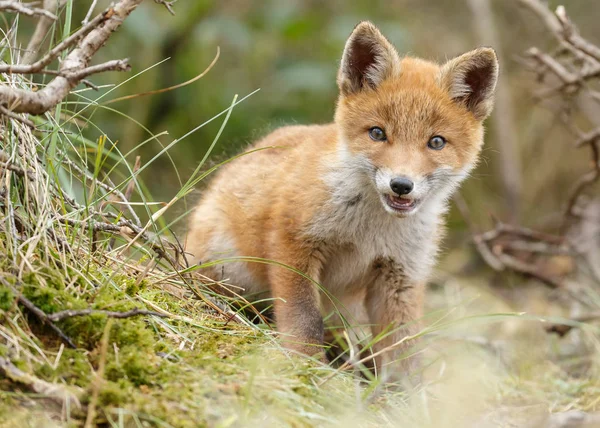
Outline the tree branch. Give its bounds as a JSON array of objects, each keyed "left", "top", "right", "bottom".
[
  {"left": 518, "top": 0, "right": 600, "bottom": 62},
  {"left": 0, "top": 0, "right": 144, "bottom": 116},
  {"left": 0, "top": 0, "right": 58, "bottom": 19},
  {"left": 22, "top": 0, "right": 68, "bottom": 65}
]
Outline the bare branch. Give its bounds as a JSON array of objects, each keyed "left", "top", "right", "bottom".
[
  {"left": 22, "top": 0, "right": 68, "bottom": 65},
  {"left": 526, "top": 47, "right": 578, "bottom": 85},
  {"left": 68, "top": 58, "right": 131, "bottom": 80},
  {"left": 0, "top": 0, "right": 58, "bottom": 19},
  {"left": 493, "top": 251, "right": 563, "bottom": 289},
  {"left": 576, "top": 128, "right": 600, "bottom": 147},
  {"left": 0, "top": 0, "right": 144, "bottom": 115},
  {"left": 154, "top": 0, "right": 175, "bottom": 15},
  {"left": 4, "top": 8, "right": 104, "bottom": 74},
  {"left": 562, "top": 140, "right": 600, "bottom": 230},
  {"left": 82, "top": 0, "right": 98, "bottom": 25},
  {"left": 518, "top": 0, "right": 600, "bottom": 62}
]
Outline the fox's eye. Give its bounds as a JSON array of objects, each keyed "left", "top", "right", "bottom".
[
  {"left": 369, "top": 127, "right": 387, "bottom": 141},
  {"left": 427, "top": 135, "right": 446, "bottom": 150}
]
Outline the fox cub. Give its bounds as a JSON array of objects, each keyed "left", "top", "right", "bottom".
[{"left": 187, "top": 22, "right": 497, "bottom": 377}]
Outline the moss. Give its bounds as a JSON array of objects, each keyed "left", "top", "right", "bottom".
[
  {"left": 34, "top": 349, "right": 92, "bottom": 387},
  {"left": 61, "top": 313, "right": 108, "bottom": 348},
  {"left": 0, "top": 286, "right": 15, "bottom": 311},
  {"left": 105, "top": 273, "right": 147, "bottom": 298},
  {"left": 105, "top": 344, "right": 158, "bottom": 386},
  {"left": 98, "top": 380, "right": 130, "bottom": 407},
  {"left": 21, "top": 279, "right": 83, "bottom": 315},
  {"left": 0, "top": 244, "right": 406, "bottom": 427},
  {"left": 110, "top": 318, "right": 155, "bottom": 348}
]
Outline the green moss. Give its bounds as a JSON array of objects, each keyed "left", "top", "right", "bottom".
[
  {"left": 0, "top": 286, "right": 15, "bottom": 311},
  {"left": 18, "top": 268, "right": 92, "bottom": 320},
  {"left": 61, "top": 313, "right": 108, "bottom": 348},
  {"left": 0, "top": 243, "right": 404, "bottom": 427},
  {"left": 98, "top": 380, "right": 130, "bottom": 407},
  {"left": 34, "top": 349, "right": 92, "bottom": 387},
  {"left": 106, "top": 344, "right": 158, "bottom": 386}
]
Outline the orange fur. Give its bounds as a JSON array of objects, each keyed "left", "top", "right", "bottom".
[{"left": 186, "top": 21, "right": 498, "bottom": 379}]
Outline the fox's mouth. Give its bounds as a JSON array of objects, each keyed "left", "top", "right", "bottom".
[{"left": 383, "top": 194, "right": 418, "bottom": 214}]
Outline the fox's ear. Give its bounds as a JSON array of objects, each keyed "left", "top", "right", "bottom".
[
  {"left": 338, "top": 21, "right": 401, "bottom": 96},
  {"left": 440, "top": 48, "right": 499, "bottom": 120}
]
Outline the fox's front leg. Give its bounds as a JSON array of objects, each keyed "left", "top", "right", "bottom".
[
  {"left": 269, "top": 239, "right": 325, "bottom": 361},
  {"left": 365, "top": 258, "right": 425, "bottom": 381}
]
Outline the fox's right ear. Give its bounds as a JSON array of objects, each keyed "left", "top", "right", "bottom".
[{"left": 338, "top": 21, "right": 401, "bottom": 96}]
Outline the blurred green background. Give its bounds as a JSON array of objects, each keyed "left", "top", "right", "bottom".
[{"left": 19, "top": 0, "right": 600, "bottom": 234}]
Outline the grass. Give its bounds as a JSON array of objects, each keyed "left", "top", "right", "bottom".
[{"left": 1, "top": 7, "right": 600, "bottom": 428}]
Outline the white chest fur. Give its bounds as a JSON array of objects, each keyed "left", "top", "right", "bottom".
[{"left": 306, "top": 146, "right": 446, "bottom": 293}]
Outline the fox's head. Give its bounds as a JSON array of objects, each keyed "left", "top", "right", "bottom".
[{"left": 334, "top": 21, "right": 498, "bottom": 218}]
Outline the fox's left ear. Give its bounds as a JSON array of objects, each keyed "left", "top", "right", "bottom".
[{"left": 440, "top": 48, "right": 499, "bottom": 121}]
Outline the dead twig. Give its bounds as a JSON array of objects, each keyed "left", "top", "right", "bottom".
[
  {"left": 1, "top": 12, "right": 106, "bottom": 74},
  {"left": 2, "top": 280, "right": 77, "bottom": 348},
  {"left": 459, "top": 2, "right": 600, "bottom": 292},
  {"left": 154, "top": 0, "right": 175, "bottom": 15},
  {"left": 518, "top": 0, "right": 600, "bottom": 62},
  {"left": 492, "top": 251, "right": 563, "bottom": 289},
  {"left": 47, "top": 307, "right": 168, "bottom": 322},
  {"left": 82, "top": 0, "right": 98, "bottom": 25}
]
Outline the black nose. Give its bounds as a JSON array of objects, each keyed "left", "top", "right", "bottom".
[{"left": 390, "top": 177, "right": 414, "bottom": 196}]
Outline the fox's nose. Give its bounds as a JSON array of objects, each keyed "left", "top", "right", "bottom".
[{"left": 390, "top": 177, "right": 414, "bottom": 196}]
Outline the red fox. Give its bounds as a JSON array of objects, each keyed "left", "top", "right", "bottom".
[{"left": 187, "top": 21, "right": 497, "bottom": 378}]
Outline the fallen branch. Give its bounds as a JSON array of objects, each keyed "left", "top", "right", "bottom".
[
  {"left": 493, "top": 251, "right": 563, "bottom": 289},
  {"left": 47, "top": 307, "right": 168, "bottom": 322},
  {"left": 0, "top": 356, "right": 82, "bottom": 407}
]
